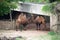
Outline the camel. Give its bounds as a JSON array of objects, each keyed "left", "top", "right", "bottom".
[
  {"left": 34, "top": 16, "right": 46, "bottom": 30},
  {"left": 16, "top": 13, "right": 46, "bottom": 31},
  {"left": 15, "top": 13, "right": 29, "bottom": 31}
]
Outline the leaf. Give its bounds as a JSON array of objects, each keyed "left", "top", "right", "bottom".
[{"left": 0, "top": 0, "right": 19, "bottom": 16}]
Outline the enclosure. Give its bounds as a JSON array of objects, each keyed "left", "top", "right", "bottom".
[
  {"left": 0, "top": 3, "right": 50, "bottom": 31},
  {"left": 0, "top": 11, "right": 50, "bottom": 31},
  {"left": 0, "top": 0, "right": 60, "bottom": 40}
]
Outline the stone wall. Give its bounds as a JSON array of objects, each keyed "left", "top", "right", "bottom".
[
  {"left": 50, "top": 14, "right": 58, "bottom": 32},
  {"left": 0, "top": 20, "right": 16, "bottom": 30},
  {"left": 57, "top": 13, "right": 60, "bottom": 33},
  {"left": 50, "top": 14, "right": 60, "bottom": 33}
]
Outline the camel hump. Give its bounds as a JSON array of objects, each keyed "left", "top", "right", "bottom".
[
  {"left": 34, "top": 16, "right": 45, "bottom": 23},
  {"left": 35, "top": 16, "right": 40, "bottom": 21},
  {"left": 40, "top": 16, "right": 45, "bottom": 21}
]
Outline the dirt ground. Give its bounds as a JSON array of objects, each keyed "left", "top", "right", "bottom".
[{"left": 0, "top": 30, "right": 51, "bottom": 40}]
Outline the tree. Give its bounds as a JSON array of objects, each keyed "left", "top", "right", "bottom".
[
  {"left": 0, "top": 0, "right": 20, "bottom": 16},
  {"left": 42, "top": 0, "right": 60, "bottom": 14},
  {"left": 19, "top": 0, "right": 49, "bottom": 3},
  {"left": 0, "top": 0, "right": 21, "bottom": 28}
]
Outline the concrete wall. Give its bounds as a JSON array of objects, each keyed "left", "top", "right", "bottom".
[
  {"left": 57, "top": 13, "right": 60, "bottom": 33},
  {"left": 50, "top": 3, "right": 60, "bottom": 33},
  {"left": 50, "top": 14, "right": 60, "bottom": 33},
  {"left": 50, "top": 14, "right": 58, "bottom": 32}
]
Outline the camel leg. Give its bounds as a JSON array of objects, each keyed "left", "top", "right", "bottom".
[
  {"left": 36, "top": 23, "right": 39, "bottom": 30},
  {"left": 43, "top": 23, "right": 46, "bottom": 30},
  {"left": 23, "top": 23, "right": 27, "bottom": 30},
  {"left": 38, "top": 23, "right": 41, "bottom": 30},
  {"left": 16, "top": 26, "right": 19, "bottom": 31},
  {"left": 16, "top": 23, "right": 20, "bottom": 31},
  {"left": 36, "top": 22, "right": 41, "bottom": 30},
  {"left": 41, "top": 23, "right": 46, "bottom": 31}
]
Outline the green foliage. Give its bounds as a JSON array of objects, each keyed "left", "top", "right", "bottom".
[
  {"left": 42, "top": 4, "right": 52, "bottom": 13},
  {"left": 48, "top": 31, "right": 56, "bottom": 35},
  {"left": 0, "top": 0, "right": 19, "bottom": 16},
  {"left": 48, "top": 31, "right": 60, "bottom": 40},
  {"left": 20, "top": 0, "right": 49, "bottom": 3},
  {"left": 19, "top": 0, "right": 25, "bottom": 2},
  {"left": 51, "top": 34, "right": 60, "bottom": 40},
  {"left": 57, "top": 0, "right": 60, "bottom": 2},
  {"left": 51, "top": 35, "right": 58, "bottom": 40},
  {"left": 16, "top": 37, "right": 25, "bottom": 40},
  {"left": 42, "top": 2, "right": 57, "bottom": 14}
]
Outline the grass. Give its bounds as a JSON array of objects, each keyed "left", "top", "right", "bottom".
[
  {"left": 16, "top": 37, "right": 26, "bottom": 40},
  {"left": 15, "top": 31, "right": 60, "bottom": 40},
  {"left": 48, "top": 31, "right": 60, "bottom": 40},
  {"left": 48, "top": 31, "right": 56, "bottom": 35},
  {"left": 31, "top": 31, "right": 60, "bottom": 40}
]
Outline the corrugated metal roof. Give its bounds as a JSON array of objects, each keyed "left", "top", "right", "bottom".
[{"left": 13, "top": 3, "right": 51, "bottom": 16}]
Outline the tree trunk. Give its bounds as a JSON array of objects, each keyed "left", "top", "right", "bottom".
[{"left": 10, "top": 10, "right": 13, "bottom": 29}]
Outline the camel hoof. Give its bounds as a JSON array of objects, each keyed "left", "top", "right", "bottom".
[{"left": 16, "top": 29, "right": 19, "bottom": 31}]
